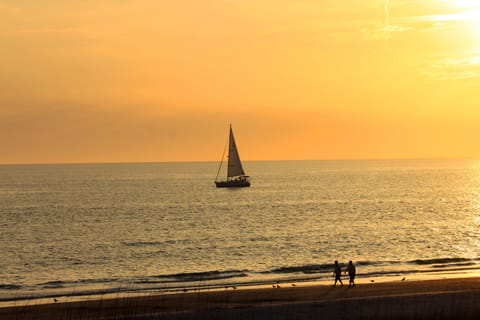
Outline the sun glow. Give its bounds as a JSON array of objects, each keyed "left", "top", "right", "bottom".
[
  {"left": 451, "top": 0, "right": 480, "bottom": 8},
  {"left": 442, "top": 0, "right": 480, "bottom": 36}
]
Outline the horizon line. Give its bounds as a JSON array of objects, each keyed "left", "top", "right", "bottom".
[{"left": 0, "top": 156, "right": 478, "bottom": 166}]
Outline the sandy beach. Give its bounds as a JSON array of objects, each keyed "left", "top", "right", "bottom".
[{"left": 2, "top": 277, "right": 480, "bottom": 319}]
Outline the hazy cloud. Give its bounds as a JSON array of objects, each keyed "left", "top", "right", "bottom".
[
  {"left": 362, "top": 24, "right": 413, "bottom": 41},
  {"left": 360, "top": 0, "right": 415, "bottom": 40},
  {"left": 426, "top": 51, "right": 480, "bottom": 82}
]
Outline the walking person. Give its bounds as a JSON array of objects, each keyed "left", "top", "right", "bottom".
[
  {"left": 333, "top": 260, "right": 343, "bottom": 287},
  {"left": 346, "top": 260, "right": 356, "bottom": 287}
]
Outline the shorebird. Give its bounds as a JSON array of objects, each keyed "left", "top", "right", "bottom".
[
  {"left": 53, "top": 298, "right": 58, "bottom": 303},
  {"left": 291, "top": 283, "right": 296, "bottom": 287},
  {"left": 401, "top": 277, "right": 406, "bottom": 281},
  {"left": 370, "top": 279, "right": 375, "bottom": 283}
]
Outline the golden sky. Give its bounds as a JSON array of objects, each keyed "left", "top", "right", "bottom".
[{"left": 1, "top": 0, "right": 480, "bottom": 163}]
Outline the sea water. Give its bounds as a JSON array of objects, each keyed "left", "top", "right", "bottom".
[{"left": 1, "top": 160, "right": 480, "bottom": 302}]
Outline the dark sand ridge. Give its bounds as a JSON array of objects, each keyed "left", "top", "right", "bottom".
[{"left": 2, "top": 277, "right": 480, "bottom": 319}]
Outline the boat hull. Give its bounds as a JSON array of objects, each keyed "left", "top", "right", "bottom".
[{"left": 215, "top": 180, "right": 251, "bottom": 188}]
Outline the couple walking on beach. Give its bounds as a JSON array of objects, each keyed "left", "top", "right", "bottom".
[{"left": 333, "top": 260, "right": 356, "bottom": 287}]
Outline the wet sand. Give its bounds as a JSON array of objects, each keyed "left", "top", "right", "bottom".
[{"left": 2, "top": 277, "right": 480, "bottom": 319}]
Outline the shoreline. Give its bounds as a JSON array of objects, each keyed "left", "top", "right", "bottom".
[
  {"left": 2, "top": 267, "right": 478, "bottom": 308},
  {"left": 2, "top": 277, "right": 480, "bottom": 319},
  {"left": 3, "top": 258, "right": 479, "bottom": 306}
]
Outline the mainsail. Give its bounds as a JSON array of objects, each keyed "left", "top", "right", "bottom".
[{"left": 227, "top": 126, "right": 246, "bottom": 178}]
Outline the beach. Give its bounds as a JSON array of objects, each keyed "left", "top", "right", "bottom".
[{"left": 2, "top": 277, "right": 480, "bottom": 319}]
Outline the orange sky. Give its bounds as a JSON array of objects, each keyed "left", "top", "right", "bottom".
[{"left": 1, "top": 0, "right": 480, "bottom": 164}]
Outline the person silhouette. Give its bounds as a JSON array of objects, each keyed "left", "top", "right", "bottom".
[
  {"left": 345, "top": 260, "right": 356, "bottom": 287},
  {"left": 333, "top": 260, "right": 343, "bottom": 287}
]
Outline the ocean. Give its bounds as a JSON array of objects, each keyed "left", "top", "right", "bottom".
[{"left": 1, "top": 160, "right": 480, "bottom": 303}]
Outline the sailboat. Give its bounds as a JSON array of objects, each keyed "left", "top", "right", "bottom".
[{"left": 215, "top": 125, "right": 250, "bottom": 188}]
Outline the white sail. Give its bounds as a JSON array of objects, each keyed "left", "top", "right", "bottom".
[{"left": 227, "top": 126, "right": 246, "bottom": 178}]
